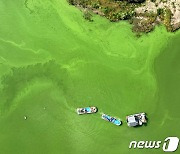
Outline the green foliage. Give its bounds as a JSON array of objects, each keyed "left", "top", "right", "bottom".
[
  {"left": 68, "top": 0, "right": 75, "bottom": 5},
  {"left": 92, "top": 2, "right": 100, "bottom": 9},
  {"left": 157, "top": 8, "right": 163, "bottom": 15},
  {"left": 102, "top": 7, "right": 113, "bottom": 15},
  {"left": 163, "top": 8, "right": 172, "bottom": 31},
  {"left": 83, "top": 11, "right": 93, "bottom": 22}
]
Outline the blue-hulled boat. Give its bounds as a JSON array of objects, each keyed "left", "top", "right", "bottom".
[
  {"left": 77, "top": 107, "right": 98, "bottom": 115},
  {"left": 101, "top": 114, "right": 122, "bottom": 126}
]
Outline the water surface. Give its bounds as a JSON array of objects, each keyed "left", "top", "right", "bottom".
[{"left": 0, "top": 0, "right": 179, "bottom": 153}]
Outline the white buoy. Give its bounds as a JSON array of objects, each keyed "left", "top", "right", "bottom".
[{"left": 24, "top": 116, "right": 27, "bottom": 120}]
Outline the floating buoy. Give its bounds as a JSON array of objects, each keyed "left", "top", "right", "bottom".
[{"left": 24, "top": 116, "right": 27, "bottom": 120}]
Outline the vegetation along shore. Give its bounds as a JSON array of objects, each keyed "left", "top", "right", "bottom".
[{"left": 68, "top": 0, "right": 180, "bottom": 33}]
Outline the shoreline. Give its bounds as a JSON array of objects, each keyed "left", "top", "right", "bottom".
[{"left": 68, "top": 0, "right": 180, "bottom": 33}]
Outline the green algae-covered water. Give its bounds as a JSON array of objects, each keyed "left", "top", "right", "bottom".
[{"left": 0, "top": 0, "right": 179, "bottom": 153}]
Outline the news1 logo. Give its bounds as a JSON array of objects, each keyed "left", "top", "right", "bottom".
[
  {"left": 163, "top": 137, "right": 179, "bottom": 152},
  {"left": 129, "top": 137, "right": 179, "bottom": 152}
]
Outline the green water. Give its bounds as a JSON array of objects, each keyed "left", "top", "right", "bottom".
[{"left": 0, "top": 0, "right": 179, "bottom": 153}]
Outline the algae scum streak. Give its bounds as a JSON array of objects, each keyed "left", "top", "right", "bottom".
[{"left": 0, "top": 0, "right": 180, "bottom": 153}]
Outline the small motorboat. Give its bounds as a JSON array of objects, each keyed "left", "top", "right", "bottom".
[
  {"left": 77, "top": 106, "right": 98, "bottom": 115},
  {"left": 101, "top": 114, "right": 122, "bottom": 126},
  {"left": 126, "top": 112, "right": 147, "bottom": 127}
]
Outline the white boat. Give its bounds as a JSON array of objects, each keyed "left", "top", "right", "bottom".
[
  {"left": 77, "top": 107, "right": 98, "bottom": 115},
  {"left": 126, "top": 112, "right": 147, "bottom": 127}
]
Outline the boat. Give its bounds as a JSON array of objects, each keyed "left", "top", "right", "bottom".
[
  {"left": 77, "top": 106, "right": 98, "bottom": 115},
  {"left": 126, "top": 112, "right": 147, "bottom": 127},
  {"left": 101, "top": 114, "right": 122, "bottom": 126}
]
